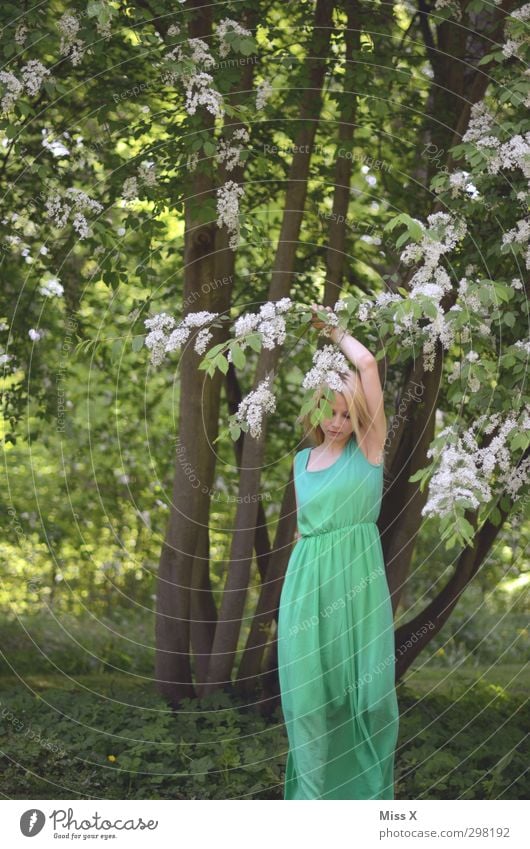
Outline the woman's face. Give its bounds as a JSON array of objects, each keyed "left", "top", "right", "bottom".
[{"left": 321, "top": 392, "right": 354, "bottom": 442}]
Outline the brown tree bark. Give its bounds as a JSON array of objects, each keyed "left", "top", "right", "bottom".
[
  {"left": 394, "top": 498, "right": 514, "bottom": 680},
  {"left": 201, "top": 0, "right": 337, "bottom": 696},
  {"left": 235, "top": 460, "right": 298, "bottom": 694},
  {"left": 375, "top": 0, "right": 519, "bottom": 679},
  {"left": 236, "top": 0, "right": 363, "bottom": 698},
  {"left": 323, "top": 0, "right": 361, "bottom": 305},
  {"left": 154, "top": 0, "right": 221, "bottom": 705},
  {"left": 188, "top": 4, "right": 261, "bottom": 689}
]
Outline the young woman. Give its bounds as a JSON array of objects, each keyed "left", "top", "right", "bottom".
[{"left": 277, "top": 303, "right": 399, "bottom": 800}]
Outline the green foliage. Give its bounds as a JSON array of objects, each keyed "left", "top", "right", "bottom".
[
  {"left": 0, "top": 670, "right": 527, "bottom": 799},
  {"left": 0, "top": 679, "right": 286, "bottom": 800},
  {"left": 395, "top": 679, "right": 529, "bottom": 800},
  {"left": 0, "top": 0, "right": 528, "bottom": 733}
]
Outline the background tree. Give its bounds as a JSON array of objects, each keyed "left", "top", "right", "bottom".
[{"left": 1, "top": 1, "right": 528, "bottom": 713}]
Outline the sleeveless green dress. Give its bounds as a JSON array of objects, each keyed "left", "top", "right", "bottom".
[{"left": 277, "top": 435, "right": 399, "bottom": 800}]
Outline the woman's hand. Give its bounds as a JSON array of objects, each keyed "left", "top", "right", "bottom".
[
  {"left": 310, "top": 302, "right": 344, "bottom": 343},
  {"left": 310, "top": 302, "right": 334, "bottom": 332}
]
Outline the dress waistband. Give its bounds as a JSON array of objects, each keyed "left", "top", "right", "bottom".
[{"left": 300, "top": 522, "right": 376, "bottom": 538}]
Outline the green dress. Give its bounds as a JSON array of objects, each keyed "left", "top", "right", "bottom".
[{"left": 277, "top": 435, "right": 399, "bottom": 800}]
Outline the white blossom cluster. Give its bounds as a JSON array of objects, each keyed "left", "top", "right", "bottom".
[
  {"left": 422, "top": 409, "right": 530, "bottom": 519},
  {"left": 45, "top": 187, "right": 103, "bottom": 239},
  {"left": 42, "top": 128, "right": 70, "bottom": 158},
  {"left": 256, "top": 79, "right": 273, "bottom": 110},
  {"left": 185, "top": 71, "right": 224, "bottom": 116},
  {"left": 96, "top": 18, "right": 113, "bottom": 40},
  {"left": 165, "top": 38, "right": 224, "bottom": 117},
  {"left": 216, "top": 180, "right": 244, "bottom": 249},
  {"left": 455, "top": 279, "right": 491, "bottom": 340},
  {"left": 216, "top": 18, "right": 252, "bottom": 58},
  {"left": 215, "top": 127, "right": 249, "bottom": 171},
  {"left": 502, "top": 217, "right": 530, "bottom": 269},
  {"left": 461, "top": 101, "right": 500, "bottom": 152},
  {"left": 29, "top": 328, "right": 44, "bottom": 341},
  {"left": 0, "top": 59, "right": 51, "bottom": 113},
  {"left": 22, "top": 60, "right": 51, "bottom": 96},
  {"left": 234, "top": 374, "right": 276, "bottom": 438},
  {"left": 0, "top": 346, "right": 13, "bottom": 368},
  {"left": 14, "top": 23, "right": 28, "bottom": 46},
  {"left": 167, "top": 37, "right": 215, "bottom": 69},
  {"left": 144, "top": 310, "right": 219, "bottom": 365},
  {"left": 0, "top": 71, "right": 23, "bottom": 113},
  {"left": 231, "top": 298, "right": 292, "bottom": 356},
  {"left": 373, "top": 291, "right": 402, "bottom": 310},
  {"left": 390, "top": 212, "right": 468, "bottom": 369},
  {"left": 58, "top": 13, "right": 85, "bottom": 66},
  {"left": 122, "top": 176, "right": 138, "bottom": 202},
  {"left": 514, "top": 337, "right": 530, "bottom": 354},
  {"left": 301, "top": 344, "right": 350, "bottom": 392},
  {"left": 433, "top": 0, "right": 463, "bottom": 21},
  {"left": 511, "top": 3, "right": 530, "bottom": 20},
  {"left": 356, "top": 291, "right": 402, "bottom": 326},
  {"left": 502, "top": 3, "right": 530, "bottom": 60},
  {"left": 187, "top": 151, "right": 199, "bottom": 172},
  {"left": 446, "top": 349, "right": 482, "bottom": 392},
  {"left": 39, "top": 278, "right": 64, "bottom": 297},
  {"left": 462, "top": 102, "right": 530, "bottom": 181},
  {"left": 401, "top": 213, "right": 467, "bottom": 293},
  {"left": 447, "top": 169, "right": 479, "bottom": 199},
  {"left": 138, "top": 159, "right": 157, "bottom": 186}
]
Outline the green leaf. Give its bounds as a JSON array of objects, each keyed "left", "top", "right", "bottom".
[
  {"left": 490, "top": 506, "right": 502, "bottom": 526},
  {"left": 408, "top": 220, "right": 424, "bottom": 241},
  {"left": 458, "top": 516, "right": 475, "bottom": 545},
  {"left": 230, "top": 343, "right": 246, "bottom": 369},
  {"left": 444, "top": 534, "right": 458, "bottom": 550},
  {"left": 246, "top": 333, "right": 262, "bottom": 353},
  {"left": 111, "top": 339, "right": 123, "bottom": 362},
  {"left": 215, "top": 353, "right": 229, "bottom": 374},
  {"left": 203, "top": 342, "right": 226, "bottom": 360},
  {"left": 510, "top": 431, "right": 529, "bottom": 451},
  {"left": 131, "top": 335, "right": 145, "bottom": 352},
  {"left": 300, "top": 397, "right": 316, "bottom": 416},
  {"left": 320, "top": 399, "right": 333, "bottom": 418},
  {"left": 239, "top": 37, "right": 256, "bottom": 56}
]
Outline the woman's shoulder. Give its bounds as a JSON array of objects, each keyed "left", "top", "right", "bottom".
[{"left": 293, "top": 446, "right": 310, "bottom": 468}]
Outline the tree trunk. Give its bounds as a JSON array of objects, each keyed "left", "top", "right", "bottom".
[
  {"left": 235, "top": 460, "right": 298, "bottom": 693},
  {"left": 394, "top": 504, "right": 509, "bottom": 680},
  {"left": 323, "top": 0, "right": 361, "bottom": 304},
  {"left": 238, "top": 0, "right": 363, "bottom": 698},
  {"left": 189, "top": 3, "right": 261, "bottom": 689},
  {"left": 377, "top": 0, "right": 517, "bottom": 645},
  {"left": 201, "top": 0, "right": 336, "bottom": 696},
  {"left": 155, "top": 0, "right": 219, "bottom": 706}
]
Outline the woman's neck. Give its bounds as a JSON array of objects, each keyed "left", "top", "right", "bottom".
[{"left": 319, "top": 434, "right": 350, "bottom": 453}]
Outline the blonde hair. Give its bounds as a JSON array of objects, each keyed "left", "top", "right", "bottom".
[{"left": 297, "top": 368, "right": 371, "bottom": 446}]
